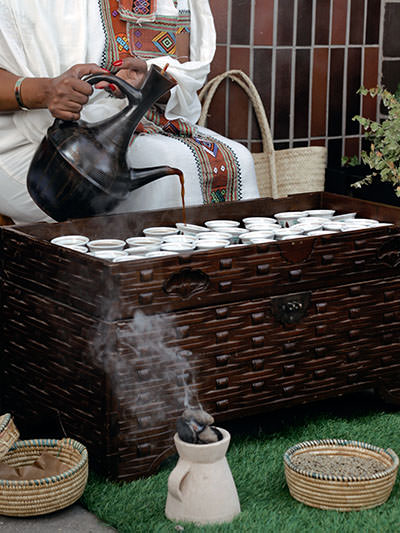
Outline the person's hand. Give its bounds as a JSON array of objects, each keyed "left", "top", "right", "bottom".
[
  {"left": 46, "top": 63, "right": 109, "bottom": 120},
  {"left": 95, "top": 56, "right": 148, "bottom": 97}
]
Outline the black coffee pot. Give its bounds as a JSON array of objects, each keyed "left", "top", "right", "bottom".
[{"left": 27, "top": 65, "right": 179, "bottom": 221}]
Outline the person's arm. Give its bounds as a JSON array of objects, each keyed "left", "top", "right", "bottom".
[
  {"left": 0, "top": 64, "right": 110, "bottom": 121},
  {"left": 0, "top": 69, "right": 48, "bottom": 111}
]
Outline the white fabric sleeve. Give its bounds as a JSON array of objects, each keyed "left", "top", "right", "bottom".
[
  {"left": 146, "top": 0, "right": 216, "bottom": 123},
  {"left": 0, "top": 0, "right": 104, "bottom": 145}
]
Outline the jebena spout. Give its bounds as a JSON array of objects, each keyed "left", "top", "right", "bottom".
[{"left": 129, "top": 166, "right": 182, "bottom": 191}]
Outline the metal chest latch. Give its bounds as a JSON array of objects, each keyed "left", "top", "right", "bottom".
[{"left": 271, "top": 291, "right": 311, "bottom": 325}]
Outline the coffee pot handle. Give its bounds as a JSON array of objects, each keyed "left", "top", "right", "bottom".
[
  {"left": 84, "top": 73, "right": 143, "bottom": 107},
  {"left": 167, "top": 459, "right": 191, "bottom": 502}
]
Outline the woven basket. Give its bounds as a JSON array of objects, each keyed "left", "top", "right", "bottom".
[
  {"left": 284, "top": 439, "right": 399, "bottom": 511},
  {"left": 0, "top": 438, "right": 88, "bottom": 516},
  {"left": 0, "top": 414, "right": 20, "bottom": 460},
  {"left": 198, "top": 70, "right": 327, "bottom": 199}
]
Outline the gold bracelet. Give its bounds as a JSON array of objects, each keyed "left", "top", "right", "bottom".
[{"left": 14, "top": 77, "right": 29, "bottom": 110}]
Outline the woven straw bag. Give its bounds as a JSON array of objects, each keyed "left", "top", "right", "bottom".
[{"left": 198, "top": 70, "right": 327, "bottom": 199}]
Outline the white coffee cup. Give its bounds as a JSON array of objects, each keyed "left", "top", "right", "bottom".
[
  {"left": 305, "top": 209, "right": 335, "bottom": 218},
  {"left": 64, "top": 244, "right": 88, "bottom": 253},
  {"left": 240, "top": 230, "right": 275, "bottom": 243},
  {"left": 126, "top": 244, "right": 160, "bottom": 255},
  {"left": 162, "top": 234, "right": 195, "bottom": 245},
  {"left": 87, "top": 239, "right": 126, "bottom": 251},
  {"left": 204, "top": 219, "right": 240, "bottom": 229},
  {"left": 126, "top": 236, "right": 162, "bottom": 247},
  {"left": 90, "top": 250, "right": 128, "bottom": 260},
  {"left": 143, "top": 226, "right": 179, "bottom": 238},
  {"left": 242, "top": 216, "right": 276, "bottom": 226},
  {"left": 195, "top": 239, "right": 230, "bottom": 250},
  {"left": 113, "top": 255, "right": 144, "bottom": 262},
  {"left": 175, "top": 223, "right": 209, "bottom": 236},
  {"left": 51, "top": 235, "right": 89, "bottom": 247},
  {"left": 274, "top": 211, "right": 305, "bottom": 228},
  {"left": 145, "top": 250, "right": 179, "bottom": 258},
  {"left": 161, "top": 242, "right": 195, "bottom": 253},
  {"left": 209, "top": 226, "right": 247, "bottom": 244}
]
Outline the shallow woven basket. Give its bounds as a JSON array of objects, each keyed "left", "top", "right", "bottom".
[
  {"left": 0, "top": 414, "right": 20, "bottom": 460},
  {"left": 284, "top": 439, "right": 399, "bottom": 511},
  {"left": 0, "top": 438, "right": 88, "bottom": 516}
]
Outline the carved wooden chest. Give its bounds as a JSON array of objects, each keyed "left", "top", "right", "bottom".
[{"left": 1, "top": 193, "right": 400, "bottom": 481}]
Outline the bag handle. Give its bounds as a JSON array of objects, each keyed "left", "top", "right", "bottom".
[
  {"left": 198, "top": 69, "right": 275, "bottom": 154},
  {"left": 198, "top": 69, "right": 278, "bottom": 197}
]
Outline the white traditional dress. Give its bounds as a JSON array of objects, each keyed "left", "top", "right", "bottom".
[{"left": 0, "top": 0, "right": 259, "bottom": 224}]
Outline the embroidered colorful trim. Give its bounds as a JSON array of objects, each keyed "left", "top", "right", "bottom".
[
  {"left": 130, "top": 108, "right": 242, "bottom": 203},
  {"left": 14, "top": 77, "right": 29, "bottom": 110},
  {"left": 127, "top": 15, "right": 190, "bottom": 60},
  {"left": 132, "top": 0, "right": 154, "bottom": 15},
  {"left": 100, "top": 0, "right": 132, "bottom": 68},
  {"left": 100, "top": 0, "right": 190, "bottom": 66},
  {"left": 118, "top": 0, "right": 157, "bottom": 22}
]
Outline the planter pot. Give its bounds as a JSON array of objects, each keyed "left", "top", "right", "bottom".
[{"left": 325, "top": 166, "right": 400, "bottom": 207}]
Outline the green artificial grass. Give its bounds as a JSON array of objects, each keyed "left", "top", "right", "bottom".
[{"left": 82, "top": 392, "right": 399, "bottom": 533}]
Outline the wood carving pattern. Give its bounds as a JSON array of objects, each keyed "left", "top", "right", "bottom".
[
  {"left": 163, "top": 267, "right": 210, "bottom": 299},
  {"left": 377, "top": 237, "right": 400, "bottom": 267}
]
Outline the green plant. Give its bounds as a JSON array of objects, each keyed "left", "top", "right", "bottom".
[{"left": 342, "top": 86, "right": 400, "bottom": 195}]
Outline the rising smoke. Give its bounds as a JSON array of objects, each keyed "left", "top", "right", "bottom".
[{"left": 93, "top": 309, "right": 198, "bottom": 436}]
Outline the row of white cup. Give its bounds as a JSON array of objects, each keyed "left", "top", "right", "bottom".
[{"left": 49, "top": 208, "right": 391, "bottom": 262}]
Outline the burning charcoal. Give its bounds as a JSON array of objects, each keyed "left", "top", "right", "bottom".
[
  {"left": 176, "top": 417, "right": 197, "bottom": 444},
  {"left": 176, "top": 407, "right": 223, "bottom": 444},
  {"left": 185, "top": 407, "right": 214, "bottom": 426},
  {"left": 197, "top": 425, "right": 223, "bottom": 444}
]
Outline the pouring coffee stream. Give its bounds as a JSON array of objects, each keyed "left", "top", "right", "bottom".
[{"left": 27, "top": 65, "right": 185, "bottom": 222}]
